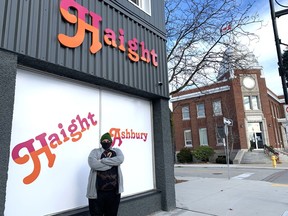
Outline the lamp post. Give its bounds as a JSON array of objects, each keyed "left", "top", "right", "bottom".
[{"left": 269, "top": 0, "right": 288, "bottom": 104}]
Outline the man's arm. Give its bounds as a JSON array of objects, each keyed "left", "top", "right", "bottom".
[
  {"left": 101, "top": 148, "right": 124, "bottom": 166},
  {"left": 88, "top": 150, "right": 112, "bottom": 171}
]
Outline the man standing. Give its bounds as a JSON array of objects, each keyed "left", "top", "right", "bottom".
[{"left": 87, "top": 132, "right": 124, "bottom": 216}]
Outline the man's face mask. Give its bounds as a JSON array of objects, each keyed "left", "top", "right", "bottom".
[{"left": 101, "top": 141, "right": 112, "bottom": 150}]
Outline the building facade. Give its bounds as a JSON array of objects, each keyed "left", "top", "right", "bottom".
[
  {"left": 171, "top": 67, "right": 287, "bottom": 161},
  {"left": 0, "top": 0, "right": 175, "bottom": 215}
]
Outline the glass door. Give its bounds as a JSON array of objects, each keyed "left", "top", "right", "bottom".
[{"left": 247, "top": 122, "right": 264, "bottom": 149}]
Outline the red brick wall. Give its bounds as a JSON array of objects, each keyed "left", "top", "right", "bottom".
[{"left": 172, "top": 68, "right": 285, "bottom": 154}]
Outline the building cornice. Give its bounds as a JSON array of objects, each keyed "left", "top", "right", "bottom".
[
  {"left": 267, "top": 89, "right": 285, "bottom": 104},
  {"left": 170, "top": 85, "right": 230, "bottom": 103}
]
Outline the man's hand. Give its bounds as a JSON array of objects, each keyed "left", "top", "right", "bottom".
[{"left": 103, "top": 149, "right": 116, "bottom": 158}]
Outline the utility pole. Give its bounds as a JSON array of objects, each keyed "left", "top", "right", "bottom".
[{"left": 269, "top": 0, "right": 288, "bottom": 104}]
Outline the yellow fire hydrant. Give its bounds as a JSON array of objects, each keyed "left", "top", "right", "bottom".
[{"left": 271, "top": 155, "right": 277, "bottom": 168}]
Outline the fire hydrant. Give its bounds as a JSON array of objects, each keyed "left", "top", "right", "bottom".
[{"left": 271, "top": 155, "right": 277, "bottom": 168}]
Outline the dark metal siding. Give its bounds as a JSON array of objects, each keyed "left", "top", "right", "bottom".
[
  {"left": 112, "top": 0, "right": 166, "bottom": 35},
  {"left": 0, "top": 0, "right": 168, "bottom": 98}
]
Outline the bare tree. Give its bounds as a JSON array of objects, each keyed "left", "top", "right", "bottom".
[{"left": 165, "top": 0, "right": 263, "bottom": 95}]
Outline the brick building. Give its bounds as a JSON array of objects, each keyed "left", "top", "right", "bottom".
[{"left": 171, "top": 65, "right": 287, "bottom": 162}]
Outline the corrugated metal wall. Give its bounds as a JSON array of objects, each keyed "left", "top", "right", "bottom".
[{"left": 0, "top": 0, "right": 169, "bottom": 98}]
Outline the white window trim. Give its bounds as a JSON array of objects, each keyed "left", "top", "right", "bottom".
[
  {"left": 197, "top": 103, "right": 205, "bottom": 118},
  {"left": 244, "top": 95, "right": 260, "bottom": 110},
  {"left": 216, "top": 126, "right": 225, "bottom": 146},
  {"left": 251, "top": 96, "right": 260, "bottom": 110},
  {"left": 128, "top": 0, "right": 151, "bottom": 15},
  {"left": 184, "top": 130, "right": 192, "bottom": 147},
  {"left": 213, "top": 100, "right": 222, "bottom": 116},
  {"left": 199, "top": 128, "right": 208, "bottom": 146},
  {"left": 182, "top": 106, "right": 190, "bottom": 120}
]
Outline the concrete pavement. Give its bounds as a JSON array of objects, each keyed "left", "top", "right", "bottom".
[{"left": 150, "top": 163, "right": 288, "bottom": 216}]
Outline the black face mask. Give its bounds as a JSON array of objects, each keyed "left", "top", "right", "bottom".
[{"left": 101, "top": 142, "right": 111, "bottom": 150}]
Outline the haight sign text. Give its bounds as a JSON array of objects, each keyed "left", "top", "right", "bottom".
[
  {"left": 58, "top": 0, "right": 158, "bottom": 67},
  {"left": 11, "top": 111, "right": 149, "bottom": 185}
]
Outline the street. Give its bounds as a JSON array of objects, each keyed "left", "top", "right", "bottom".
[
  {"left": 152, "top": 164, "right": 288, "bottom": 216},
  {"left": 175, "top": 165, "right": 288, "bottom": 183}
]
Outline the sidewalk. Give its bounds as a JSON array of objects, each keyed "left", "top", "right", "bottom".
[
  {"left": 174, "top": 162, "right": 288, "bottom": 169},
  {"left": 150, "top": 163, "right": 288, "bottom": 216}
]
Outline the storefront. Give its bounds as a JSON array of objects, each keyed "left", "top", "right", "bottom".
[{"left": 0, "top": 0, "right": 175, "bottom": 215}]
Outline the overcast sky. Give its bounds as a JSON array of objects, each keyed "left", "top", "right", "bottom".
[{"left": 247, "top": 0, "right": 288, "bottom": 95}]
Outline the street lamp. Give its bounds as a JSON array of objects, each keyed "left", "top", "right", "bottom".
[
  {"left": 269, "top": 0, "right": 288, "bottom": 104},
  {"left": 275, "top": 9, "right": 288, "bottom": 18}
]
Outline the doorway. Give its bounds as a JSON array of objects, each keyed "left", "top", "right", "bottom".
[{"left": 248, "top": 122, "right": 264, "bottom": 149}]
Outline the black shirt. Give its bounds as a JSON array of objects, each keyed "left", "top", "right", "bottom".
[{"left": 96, "top": 149, "right": 118, "bottom": 191}]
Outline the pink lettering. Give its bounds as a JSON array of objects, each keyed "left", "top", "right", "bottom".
[{"left": 12, "top": 112, "right": 98, "bottom": 184}]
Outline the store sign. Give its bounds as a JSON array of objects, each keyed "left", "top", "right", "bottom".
[
  {"left": 11, "top": 112, "right": 98, "bottom": 184},
  {"left": 11, "top": 121, "right": 149, "bottom": 185},
  {"left": 110, "top": 128, "right": 148, "bottom": 146},
  {"left": 58, "top": 0, "right": 158, "bottom": 67},
  {"left": 5, "top": 69, "right": 154, "bottom": 216}
]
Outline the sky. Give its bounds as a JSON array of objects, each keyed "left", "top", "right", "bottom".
[{"left": 246, "top": 0, "right": 288, "bottom": 95}]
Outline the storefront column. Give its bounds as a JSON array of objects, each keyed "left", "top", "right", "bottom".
[
  {"left": 153, "top": 98, "right": 176, "bottom": 211},
  {"left": 0, "top": 50, "right": 17, "bottom": 215}
]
